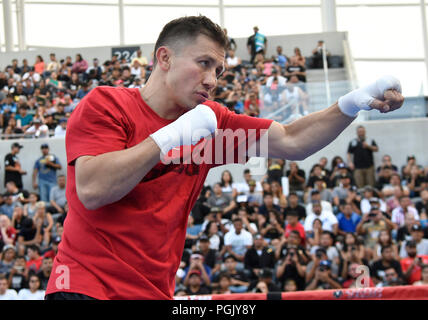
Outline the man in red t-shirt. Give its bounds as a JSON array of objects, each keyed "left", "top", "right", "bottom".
[
  {"left": 26, "top": 244, "right": 43, "bottom": 273},
  {"left": 46, "top": 16, "right": 403, "bottom": 300},
  {"left": 284, "top": 209, "right": 306, "bottom": 246},
  {"left": 400, "top": 240, "right": 428, "bottom": 284}
]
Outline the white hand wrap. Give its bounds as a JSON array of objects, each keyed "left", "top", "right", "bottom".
[
  {"left": 338, "top": 75, "right": 402, "bottom": 117},
  {"left": 150, "top": 104, "right": 217, "bottom": 155}
]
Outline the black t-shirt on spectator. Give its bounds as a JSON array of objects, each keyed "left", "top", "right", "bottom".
[
  {"left": 37, "top": 270, "right": 50, "bottom": 290},
  {"left": 347, "top": 138, "right": 377, "bottom": 169},
  {"left": 52, "top": 111, "right": 67, "bottom": 125},
  {"left": 244, "top": 247, "right": 276, "bottom": 279},
  {"left": 8, "top": 271, "right": 27, "bottom": 291},
  {"left": 286, "top": 65, "right": 306, "bottom": 82},
  {"left": 370, "top": 259, "right": 403, "bottom": 282},
  {"left": 416, "top": 200, "right": 428, "bottom": 215},
  {"left": 286, "top": 169, "right": 306, "bottom": 192},
  {"left": 306, "top": 176, "right": 329, "bottom": 189},
  {"left": 4, "top": 153, "right": 23, "bottom": 188}
]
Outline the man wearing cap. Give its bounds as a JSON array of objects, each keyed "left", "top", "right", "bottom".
[
  {"left": 184, "top": 269, "right": 211, "bottom": 295},
  {"left": 399, "top": 224, "right": 428, "bottom": 258},
  {"left": 305, "top": 258, "right": 341, "bottom": 291},
  {"left": 182, "top": 251, "right": 211, "bottom": 288},
  {"left": 24, "top": 118, "right": 49, "bottom": 138},
  {"left": 54, "top": 118, "right": 67, "bottom": 138},
  {"left": 399, "top": 238, "right": 428, "bottom": 285},
  {"left": 4, "top": 143, "right": 26, "bottom": 189},
  {"left": 33, "top": 144, "right": 62, "bottom": 203},
  {"left": 347, "top": 125, "right": 378, "bottom": 188}
]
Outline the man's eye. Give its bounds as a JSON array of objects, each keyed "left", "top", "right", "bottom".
[{"left": 200, "top": 61, "right": 209, "bottom": 67}]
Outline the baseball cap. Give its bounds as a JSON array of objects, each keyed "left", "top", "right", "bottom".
[
  {"left": 411, "top": 224, "right": 423, "bottom": 232},
  {"left": 12, "top": 142, "right": 23, "bottom": 149},
  {"left": 188, "top": 269, "right": 201, "bottom": 277},
  {"left": 59, "top": 117, "right": 68, "bottom": 123},
  {"left": 40, "top": 143, "right": 49, "bottom": 149},
  {"left": 2, "top": 244, "right": 16, "bottom": 253}
]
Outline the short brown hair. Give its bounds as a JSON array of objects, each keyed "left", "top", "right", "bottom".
[{"left": 153, "top": 15, "right": 227, "bottom": 66}]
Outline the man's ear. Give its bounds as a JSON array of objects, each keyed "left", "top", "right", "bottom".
[{"left": 156, "top": 46, "right": 172, "bottom": 71}]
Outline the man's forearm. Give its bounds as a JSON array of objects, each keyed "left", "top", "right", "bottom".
[
  {"left": 75, "top": 137, "right": 161, "bottom": 210},
  {"left": 268, "top": 103, "right": 355, "bottom": 160}
]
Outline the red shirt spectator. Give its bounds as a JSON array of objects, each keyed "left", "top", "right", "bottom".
[
  {"left": 400, "top": 255, "right": 428, "bottom": 284},
  {"left": 0, "top": 215, "right": 17, "bottom": 245}
]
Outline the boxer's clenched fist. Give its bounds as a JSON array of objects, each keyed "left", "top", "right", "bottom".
[
  {"left": 338, "top": 75, "right": 404, "bottom": 117},
  {"left": 150, "top": 104, "right": 217, "bottom": 155}
]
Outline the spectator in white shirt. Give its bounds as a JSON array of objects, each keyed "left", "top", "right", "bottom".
[
  {"left": 0, "top": 275, "right": 18, "bottom": 300},
  {"left": 305, "top": 190, "right": 333, "bottom": 216},
  {"left": 24, "top": 118, "right": 49, "bottom": 138},
  {"left": 17, "top": 274, "right": 45, "bottom": 300},
  {"left": 304, "top": 201, "right": 338, "bottom": 235},
  {"left": 223, "top": 218, "right": 253, "bottom": 262},
  {"left": 54, "top": 118, "right": 68, "bottom": 138},
  {"left": 391, "top": 195, "right": 419, "bottom": 229},
  {"left": 399, "top": 225, "right": 428, "bottom": 258}
]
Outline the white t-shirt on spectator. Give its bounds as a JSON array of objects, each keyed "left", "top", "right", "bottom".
[
  {"left": 232, "top": 181, "right": 263, "bottom": 195},
  {"left": 304, "top": 210, "right": 338, "bottom": 233},
  {"left": 25, "top": 124, "right": 49, "bottom": 138},
  {"left": 54, "top": 125, "right": 67, "bottom": 137},
  {"left": 305, "top": 201, "right": 333, "bottom": 216},
  {"left": 17, "top": 289, "right": 45, "bottom": 300},
  {"left": 391, "top": 207, "right": 419, "bottom": 227},
  {"left": 360, "top": 198, "right": 387, "bottom": 214},
  {"left": 265, "top": 75, "right": 287, "bottom": 87},
  {"left": 0, "top": 289, "right": 18, "bottom": 300},
  {"left": 224, "top": 229, "right": 253, "bottom": 256}
]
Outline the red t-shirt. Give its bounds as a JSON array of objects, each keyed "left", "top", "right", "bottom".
[
  {"left": 26, "top": 256, "right": 43, "bottom": 273},
  {"left": 46, "top": 86, "right": 273, "bottom": 300},
  {"left": 284, "top": 222, "right": 306, "bottom": 246},
  {"left": 0, "top": 227, "right": 17, "bottom": 244},
  {"left": 400, "top": 255, "right": 428, "bottom": 284}
]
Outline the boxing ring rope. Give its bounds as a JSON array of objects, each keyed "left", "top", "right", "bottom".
[{"left": 175, "top": 285, "right": 428, "bottom": 300}]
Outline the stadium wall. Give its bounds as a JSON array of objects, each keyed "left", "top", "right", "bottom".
[{"left": 0, "top": 117, "right": 426, "bottom": 191}]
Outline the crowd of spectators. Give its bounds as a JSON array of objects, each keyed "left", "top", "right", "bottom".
[
  {"left": 176, "top": 135, "right": 428, "bottom": 296},
  {"left": 0, "top": 140, "right": 65, "bottom": 299},
  {"left": 0, "top": 27, "right": 426, "bottom": 299}
]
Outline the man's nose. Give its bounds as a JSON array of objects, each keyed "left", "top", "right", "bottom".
[{"left": 202, "top": 70, "right": 217, "bottom": 91}]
